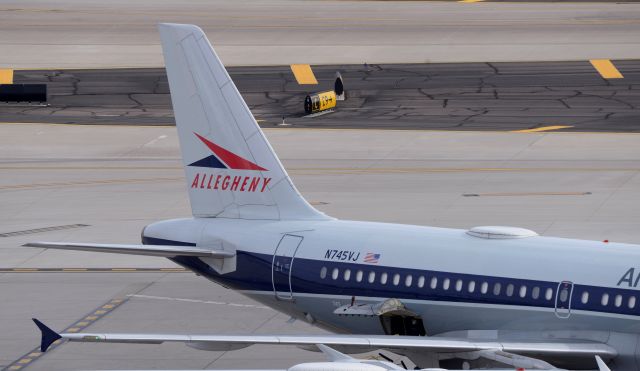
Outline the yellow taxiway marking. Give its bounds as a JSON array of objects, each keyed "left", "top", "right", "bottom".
[
  {"left": 590, "top": 59, "right": 623, "bottom": 79},
  {"left": 0, "top": 68, "right": 14, "bottom": 84},
  {"left": 513, "top": 125, "right": 574, "bottom": 133},
  {"left": 459, "top": 0, "right": 484, "bottom": 3},
  {"left": 290, "top": 64, "right": 318, "bottom": 85}
]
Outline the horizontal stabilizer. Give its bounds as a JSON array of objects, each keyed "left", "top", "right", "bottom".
[{"left": 23, "top": 242, "right": 234, "bottom": 258}]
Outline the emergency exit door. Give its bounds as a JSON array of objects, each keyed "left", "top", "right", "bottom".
[
  {"left": 555, "top": 281, "right": 574, "bottom": 319},
  {"left": 272, "top": 234, "right": 303, "bottom": 300}
]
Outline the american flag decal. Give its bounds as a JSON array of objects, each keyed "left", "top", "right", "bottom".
[{"left": 363, "top": 253, "right": 380, "bottom": 264}]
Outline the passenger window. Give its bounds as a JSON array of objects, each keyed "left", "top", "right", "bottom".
[
  {"left": 519, "top": 285, "right": 527, "bottom": 298},
  {"left": 331, "top": 268, "right": 339, "bottom": 280},
  {"left": 380, "top": 272, "right": 388, "bottom": 285},
  {"left": 443, "top": 278, "right": 450, "bottom": 290},
  {"left": 368, "top": 271, "right": 376, "bottom": 283},
  {"left": 430, "top": 277, "right": 438, "bottom": 289},
  {"left": 615, "top": 294, "right": 623, "bottom": 308},
  {"left": 629, "top": 296, "right": 637, "bottom": 309},
  {"left": 506, "top": 284, "right": 514, "bottom": 297},
  {"left": 418, "top": 276, "right": 425, "bottom": 288},
  {"left": 480, "top": 282, "right": 488, "bottom": 294},
  {"left": 356, "top": 270, "right": 363, "bottom": 282},
  {"left": 320, "top": 267, "right": 327, "bottom": 279},
  {"left": 493, "top": 282, "right": 502, "bottom": 295},
  {"left": 532, "top": 286, "right": 540, "bottom": 299},
  {"left": 545, "top": 288, "right": 554, "bottom": 300},
  {"left": 468, "top": 281, "right": 476, "bottom": 293},
  {"left": 581, "top": 291, "right": 589, "bottom": 304},
  {"left": 343, "top": 269, "right": 351, "bottom": 281},
  {"left": 393, "top": 273, "right": 400, "bottom": 286},
  {"left": 601, "top": 293, "right": 609, "bottom": 306},
  {"left": 559, "top": 288, "right": 569, "bottom": 302},
  {"left": 405, "top": 275, "right": 413, "bottom": 287},
  {"left": 455, "top": 279, "right": 463, "bottom": 292}
]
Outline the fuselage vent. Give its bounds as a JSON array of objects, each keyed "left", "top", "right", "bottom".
[{"left": 466, "top": 226, "right": 538, "bottom": 239}]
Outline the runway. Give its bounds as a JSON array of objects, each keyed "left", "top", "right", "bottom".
[
  {"left": 5, "top": 60, "right": 640, "bottom": 131},
  {"left": 1, "top": 123, "right": 639, "bottom": 369},
  {"left": 2, "top": 1, "right": 640, "bottom": 68}
]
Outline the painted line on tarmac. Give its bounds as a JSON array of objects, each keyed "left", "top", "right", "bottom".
[
  {"left": 590, "top": 59, "right": 624, "bottom": 79},
  {"left": 127, "top": 294, "right": 271, "bottom": 310},
  {"left": 0, "top": 177, "right": 181, "bottom": 190},
  {"left": 0, "top": 267, "right": 187, "bottom": 273},
  {"left": 2, "top": 121, "right": 640, "bottom": 135},
  {"left": 3, "top": 296, "right": 129, "bottom": 371},
  {"left": 463, "top": 191, "right": 592, "bottom": 197},
  {"left": 512, "top": 125, "right": 574, "bottom": 133},
  {"left": 290, "top": 64, "right": 318, "bottom": 85}
]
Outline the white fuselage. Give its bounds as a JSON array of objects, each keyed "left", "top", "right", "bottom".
[{"left": 143, "top": 217, "right": 640, "bottom": 338}]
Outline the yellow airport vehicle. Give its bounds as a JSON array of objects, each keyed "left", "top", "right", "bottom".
[{"left": 304, "top": 90, "right": 336, "bottom": 114}]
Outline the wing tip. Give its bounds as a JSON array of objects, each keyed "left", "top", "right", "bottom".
[{"left": 32, "top": 318, "right": 62, "bottom": 352}]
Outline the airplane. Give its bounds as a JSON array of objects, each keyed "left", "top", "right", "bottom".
[{"left": 25, "top": 23, "right": 640, "bottom": 371}]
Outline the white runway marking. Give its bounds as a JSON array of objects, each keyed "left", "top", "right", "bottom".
[
  {"left": 127, "top": 294, "right": 271, "bottom": 309},
  {"left": 143, "top": 134, "right": 168, "bottom": 146}
]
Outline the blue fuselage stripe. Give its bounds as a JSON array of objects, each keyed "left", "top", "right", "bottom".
[{"left": 143, "top": 237, "right": 640, "bottom": 318}]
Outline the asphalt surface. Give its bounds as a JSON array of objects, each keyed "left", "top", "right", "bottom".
[
  {"left": 4, "top": 61, "right": 640, "bottom": 131},
  {"left": 2, "top": 0, "right": 640, "bottom": 68}
]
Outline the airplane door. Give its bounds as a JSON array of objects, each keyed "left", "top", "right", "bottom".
[
  {"left": 555, "top": 281, "right": 574, "bottom": 319},
  {"left": 272, "top": 234, "right": 303, "bottom": 300}
]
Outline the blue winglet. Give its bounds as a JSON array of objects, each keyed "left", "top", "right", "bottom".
[{"left": 32, "top": 318, "right": 62, "bottom": 352}]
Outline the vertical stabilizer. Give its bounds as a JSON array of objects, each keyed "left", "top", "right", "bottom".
[{"left": 158, "top": 23, "right": 329, "bottom": 220}]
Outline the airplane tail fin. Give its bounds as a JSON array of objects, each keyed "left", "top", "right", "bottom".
[{"left": 158, "top": 23, "right": 329, "bottom": 220}]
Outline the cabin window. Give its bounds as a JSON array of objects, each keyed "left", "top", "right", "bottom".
[
  {"left": 481, "top": 282, "right": 489, "bottom": 294},
  {"left": 380, "top": 272, "right": 388, "bottom": 285},
  {"left": 545, "top": 288, "right": 554, "bottom": 301},
  {"left": 455, "top": 279, "right": 463, "bottom": 292},
  {"left": 430, "top": 277, "right": 438, "bottom": 289},
  {"left": 629, "top": 296, "right": 636, "bottom": 309},
  {"left": 405, "top": 275, "right": 413, "bottom": 287},
  {"left": 559, "top": 288, "right": 569, "bottom": 302},
  {"left": 493, "top": 282, "right": 502, "bottom": 296},
  {"left": 601, "top": 293, "right": 610, "bottom": 306},
  {"left": 581, "top": 291, "right": 589, "bottom": 304},
  {"left": 519, "top": 285, "right": 527, "bottom": 298},
  {"left": 443, "top": 278, "right": 450, "bottom": 291},
  {"left": 506, "top": 284, "right": 514, "bottom": 297},
  {"left": 468, "top": 281, "right": 476, "bottom": 293},
  {"left": 343, "top": 269, "right": 351, "bottom": 281},
  {"left": 356, "top": 270, "right": 364, "bottom": 282},
  {"left": 532, "top": 286, "right": 540, "bottom": 299},
  {"left": 320, "top": 267, "right": 327, "bottom": 279},
  {"left": 393, "top": 273, "right": 401, "bottom": 286},
  {"left": 331, "top": 268, "right": 339, "bottom": 280},
  {"left": 368, "top": 271, "right": 376, "bottom": 283},
  {"left": 615, "top": 294, "right": 623, "bottom": 308},
  {"left": 418, "top": 276, "right": 425, "bottom": 288}
]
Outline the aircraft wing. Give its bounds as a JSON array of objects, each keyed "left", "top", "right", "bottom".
[
  {"left": 33, "top": 319, "right": 615, "bottom": 360},
  {"left": 24, "top": 242, "right": 234, "bottom": 258}
]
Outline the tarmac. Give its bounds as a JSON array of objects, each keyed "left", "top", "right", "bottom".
[
  {"left": 1, "top": 123, "right": 640, "bottom": 370},
  {"left": 2, "top": 1, "right": 640, "bottom": 68},
  {"left": 4, "top": 61, "right": 640, "bottom": 131}
]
